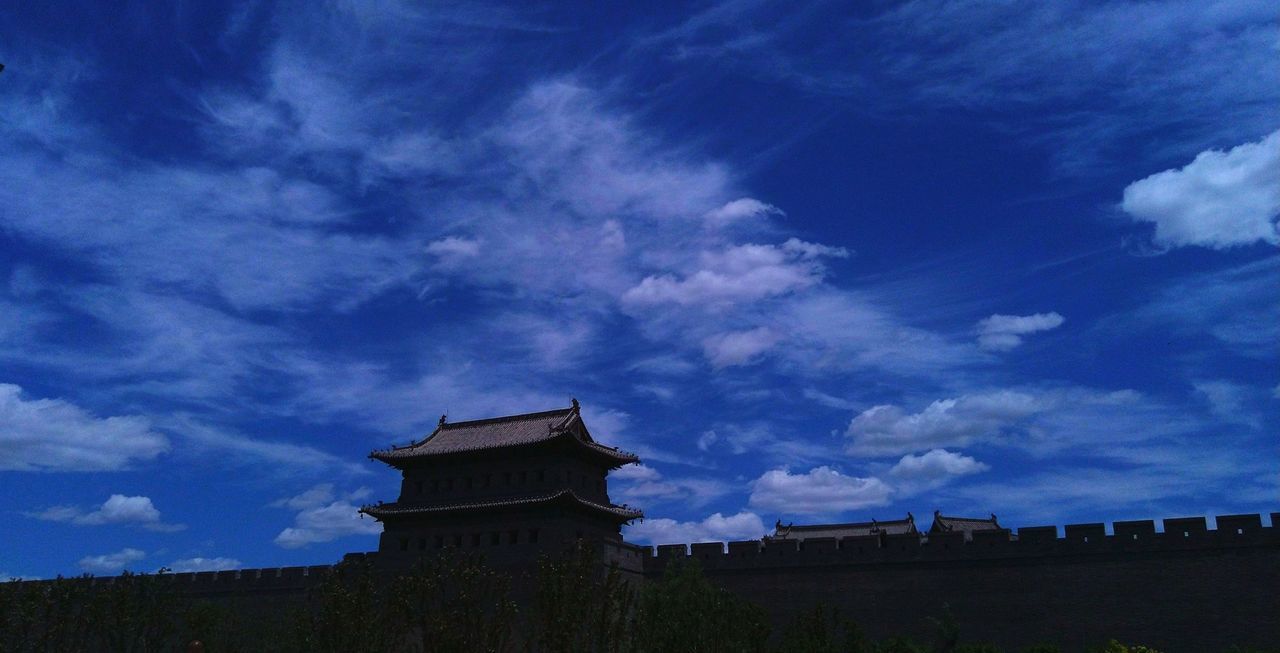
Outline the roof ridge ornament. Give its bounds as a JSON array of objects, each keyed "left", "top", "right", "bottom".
[
  {"left": 439, "top": 414, "right": 447, "bottom": 427},
  {"left": 571, "top": 397, "right": 580, "bottom": 412}
]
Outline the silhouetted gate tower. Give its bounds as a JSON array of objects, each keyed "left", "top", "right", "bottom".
[{"left": 361, "top": 400, "right": 642, "bottom": 564}]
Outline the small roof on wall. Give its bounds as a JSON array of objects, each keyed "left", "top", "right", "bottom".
[
  {"left": 370, "top": 400, "right": 640, "bottom": 467},
  {"left": 766, "top": 513, "right": 918, "bottom": 541},
  {"left": 929, "top": 511, "right": 1002, "bottom": 539}
]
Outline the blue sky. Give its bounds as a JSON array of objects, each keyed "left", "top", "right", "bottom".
[{"left": 1, "top": 1, "right": 1276, "bottom": 578}]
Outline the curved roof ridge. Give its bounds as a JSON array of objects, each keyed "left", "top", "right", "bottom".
[{"left": 437, "top": 406, "right": 574, "bottom": 431}]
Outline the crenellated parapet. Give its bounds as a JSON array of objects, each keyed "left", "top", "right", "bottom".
[
  {"left": 639, "top": 513, "right": 1279, "bottom": 574},
  {"left": 10, "top": 563, "right": 342, "bottom": 599}
]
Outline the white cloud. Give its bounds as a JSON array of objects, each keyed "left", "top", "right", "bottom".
[
  {"left": 846, "top": 390, "right": 1043, "bottom": 456},
  {"left": 1122, "top": 129, "right": 1280, "bottom": 250},
  {"left": 702, "top": 327, "right": 779, "bottom": 368},
  {"left": 889, "top": 449, "right": 989, "bottom": 489},
  {"left": 0, "top": 384, "right": 168, "bottom": 472},
  {"left": 625, "top": 511, "right": 766, "bottom": 545},
  {"left": 780, "top": 238, "right": 850, "bottom": 260},
  {"left": 30, "top": 495, "right": 185, "bottom": 532},
  {"left": 425, "top": 236, "right": 481, "bottom": 264},
  {"left": 611, "top": 464, "right": 661, "bottom": 482},
  {"left": 704, "top": 198, "right": 782, "bottom": 225},
  {"left": 622, "top": 241, "right": 843, "bottom": 308},
  {"left": 79, "top": 548, "right": 146, "bottom": 574},
  {"left": 748, "top": 466, "right": 892, "bottom": 516},
  {"left": 273, "top": 485, "right": 380, "bottom": 549},
  {"left": 167, "top": 557, "right": 242, "bottom": 573},
  {"left": 976, "top": 312, "right": 1064, "bottom": 351}
]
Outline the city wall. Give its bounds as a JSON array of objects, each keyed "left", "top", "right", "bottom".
[
  {"left": 640, "top": 513, "right": 1280, "bottom": 652},
  {"left": 12, "top": 513, "right": 1277, "bottom": 651}
]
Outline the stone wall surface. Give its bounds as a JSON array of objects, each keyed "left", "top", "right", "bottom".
[{"left": 640, "top": 513, "right": 1280, "bottom": 652}]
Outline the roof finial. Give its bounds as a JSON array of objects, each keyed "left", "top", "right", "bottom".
[
  {"left": 571, "top": 397, "right": 580, "bottom": 412},
  {"left": 438, "top": 414, "right": 447, "bottom": 427}
]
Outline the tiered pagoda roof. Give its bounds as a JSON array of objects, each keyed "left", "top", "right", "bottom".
[{"left": 370, "top": 401, "right": 639, "bottom": 468}]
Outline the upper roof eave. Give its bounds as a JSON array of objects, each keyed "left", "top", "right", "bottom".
[{"left": 369, "top": 404, "right": 639, "bottom": 467}]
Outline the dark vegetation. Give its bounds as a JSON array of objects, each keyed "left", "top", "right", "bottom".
[{"left": 0, "top": 552, "right": 1271, "bottom": 653}]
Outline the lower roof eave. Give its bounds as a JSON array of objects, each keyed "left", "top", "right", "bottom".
[{"left": 359, "top": 490, "right": 643, "bottom": 523}]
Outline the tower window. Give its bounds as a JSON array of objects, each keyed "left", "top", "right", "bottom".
[
  {"left": 464, "top": 477, "right": 473, "bottom": 490},
  {"left": 537, "top": 469, "right": 545, "bottom": 482},
  {"left": 529, "top": 529, "right": 539, "bottom": 544},
  {"left": 418, "top": 538, "right": 426, "bottom": 550},
  {"left": 399, "top": 539, "right": 408, "bottom": 552},
  {"left": 434, "top": 536, "right": 443, "bottom": 549},
  {"left": 414, "top": 480, "right": 423, "bottom": 494},
  {"left": 472, "top": 533, "right": 481, "bottom": 546},
  {"left": 491, "top": 532, "right": 500, "bottom": 545},
  {"left": 444, "top": 478, "right": 453, "bottom": 491},
  {"left": 431, "top": 479, "right": 439, "bottom": 492},
  {"left": 503, "top": 472, "right": 511, "bottom": 485},
  {"left": 519, "top": 471, "right": 528, "bottom": 484},
  {"left": 508, "top": 530, "right": 519, "bottom": 544},
  {"left": 453, "top": 534, "right": 462, "bottom": 547}
]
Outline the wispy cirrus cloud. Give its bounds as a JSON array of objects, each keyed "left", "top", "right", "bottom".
[
  {"left": 641, "top": 1, "right": 1277, "bottom": 171},
  {"left": 845, "top": 386, "right": 1194, "bottom": 457},
  {"left": 1103, "top": 255, "right": 1279, "bottom": 359},
  {"left": 611, "top": 464, "right": 733, "bottom": 509}
]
